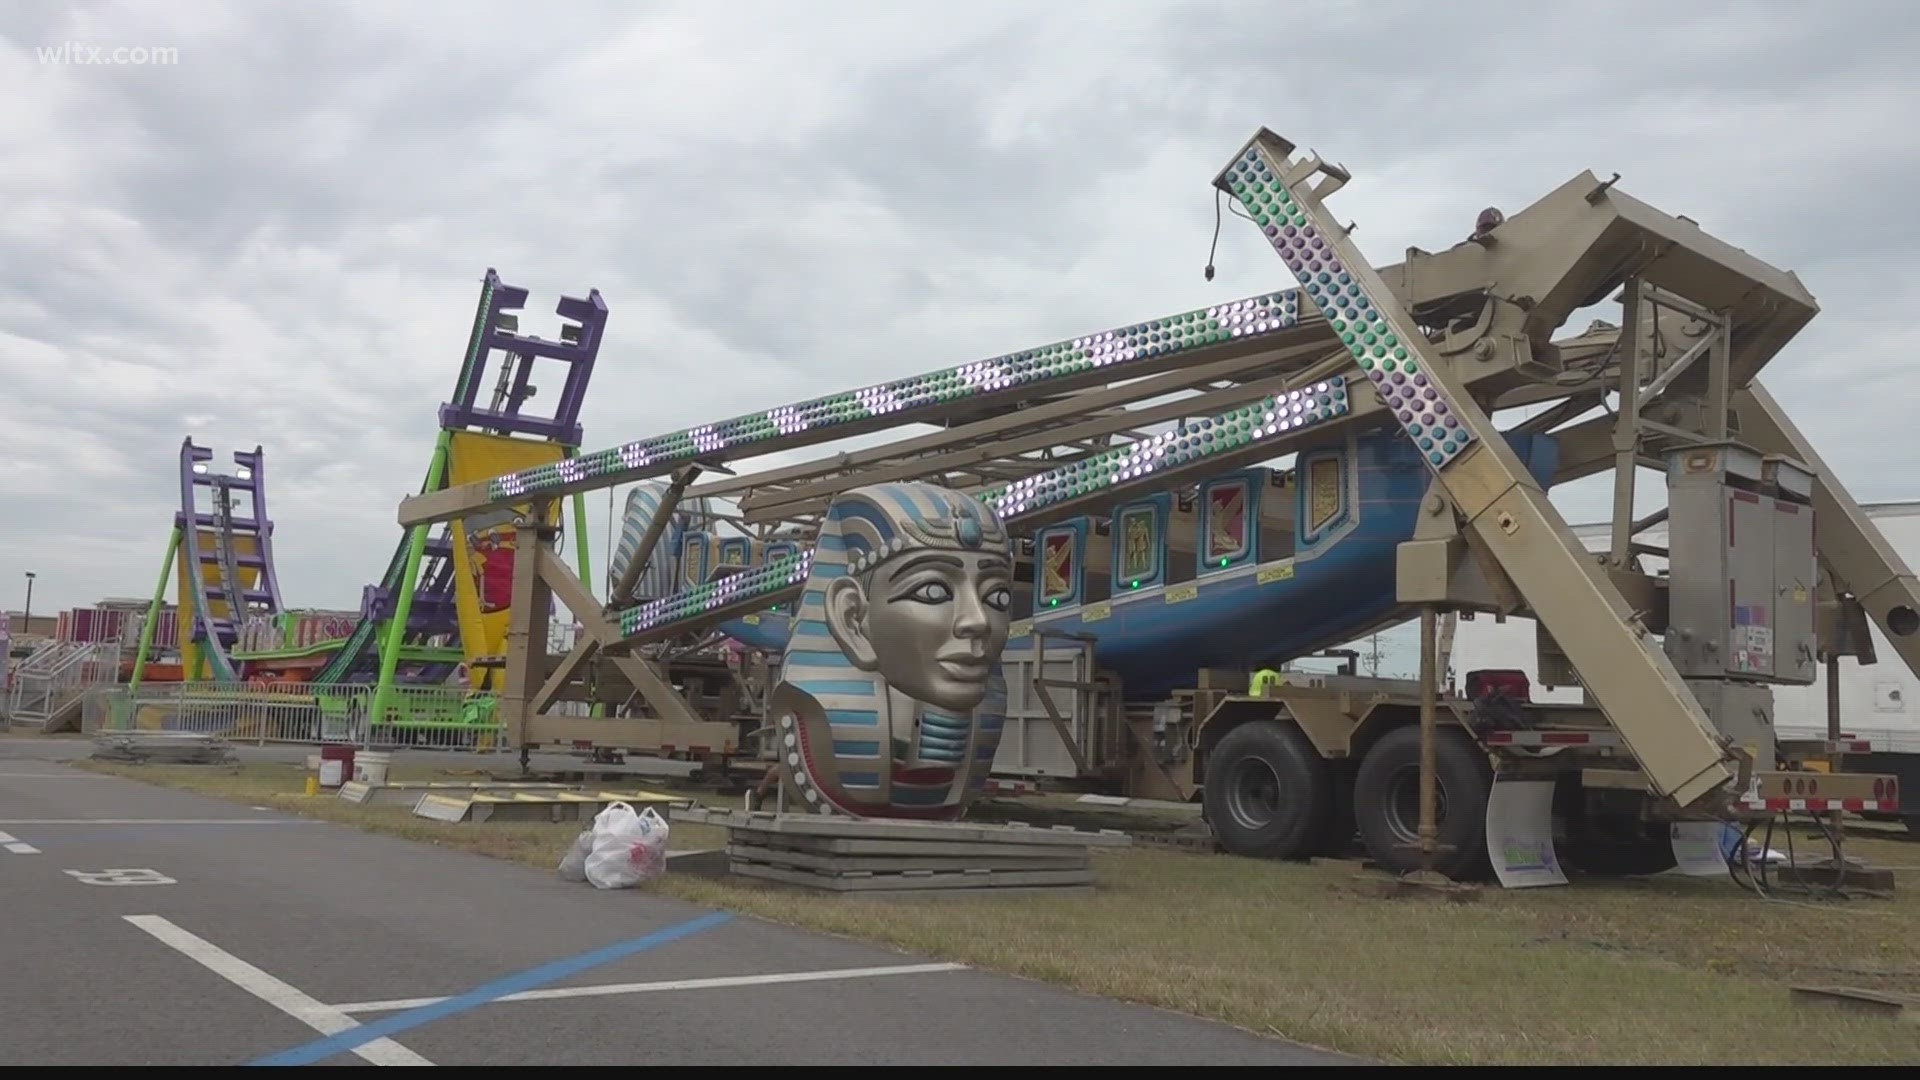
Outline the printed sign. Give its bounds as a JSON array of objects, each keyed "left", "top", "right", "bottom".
[
  {"left": 1668, "top": 822, "right": 1732, "bottom": 877},
  {"left": 1484, "top": 779, "right": 1567, "bottom": 888}
]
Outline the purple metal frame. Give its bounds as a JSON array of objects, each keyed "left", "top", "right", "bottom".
[
  {"left": 436, "top": 269, "right": 606, "bottom": 446},
  {"left": 343, "top": 268, "right": 609, "bottom": 684},
  {"left": 174, "top": 438, "right": 285, "bottom": 676}
]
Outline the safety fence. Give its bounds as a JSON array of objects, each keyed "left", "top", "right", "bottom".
[{"left": 85, "top": 680, "right": 510, "bottom": 752}]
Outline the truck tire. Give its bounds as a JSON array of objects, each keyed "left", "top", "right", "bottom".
[
  {"left": 1202, "top": 719, "right": 1332, "bottom": 860},
  {"left": 1353, "top": 724, "right": 1493, "bottom": 879}
]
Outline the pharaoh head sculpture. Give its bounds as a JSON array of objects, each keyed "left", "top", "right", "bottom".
[{"left": 768, "top": 482, "right": 1015, "bottom": 819}]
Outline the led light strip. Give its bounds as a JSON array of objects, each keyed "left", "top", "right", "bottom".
[
  {"left": 976, "top": 379, "right": 1349, "bottom": 516},
  {"left": 1220, "top": 142, "right": 1478, "bottom": 469},
  {"left": 619, "top": 376, "right": 1350, "bottom": 640},
  {"left": 491, "top": 291, "right": 1305, "bottom": 501},
  {"left": 621, "top": 549, "right": 817, "bottom": 636}
]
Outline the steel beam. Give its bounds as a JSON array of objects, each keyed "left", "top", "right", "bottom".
[
  {"left": 739, "top": 345, "right": 1345, "bottom": 523},
  {"left": 605, "top": 464, "right": 700, "bottom": 611},
  {"left": 701, "top": 347, "right": 1315, "bottom": 505},
  {"left": 498, "top": 504, "right": 556, "bottom": 748},
  {"left": 1608, "top": 279, "right": 1644, "bottom": 566},
  {"left": 396, "top": 297, "right": 1334, "bottom": 528},
  {"left": 535, "top": 546, "right": 700, "bottom": 726},
  {"left": 1216, "top": 128, "right": 1736, "bottom": 807},
  {"left": 400, "top": 159, "right": 1820, "bottom": 534}
]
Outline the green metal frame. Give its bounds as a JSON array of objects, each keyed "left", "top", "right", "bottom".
[
  {"left": 367, "top": 433, "right": 452, "bottom": 726},
  {"left": 129, "top": 525, "right": 183, "bottom": 695},
  {"left": 141, "top": 273, "right": 605, "bottom": 730},
  {"left": 363, "top": 435, "right": 600, "bottom": 728}
]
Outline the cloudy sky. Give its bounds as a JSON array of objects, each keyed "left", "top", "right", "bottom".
[{"left": 4, "top": 0, "right": 1918, "bottom": 625}]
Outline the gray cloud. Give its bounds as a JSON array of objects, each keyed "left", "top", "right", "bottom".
[{"left": 4, "top": 0, "right": 1918, "bottom": 627}]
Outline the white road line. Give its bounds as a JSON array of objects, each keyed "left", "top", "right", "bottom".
[
  {"left": 0, "top": 818, "right": 312, "bottom": 825},
  {"left": 0, "top": 831, "right": 42, "bottom": 855},
  {"left": 333, "top": 961, "right": 969, "bottom": 1014},
  {"left": 123, "top": 915, "right": 435, "bottom": 1067}
]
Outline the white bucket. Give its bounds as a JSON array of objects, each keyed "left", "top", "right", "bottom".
[
  {"left": 318, "top": 759, "right": 344, "bottom": 787},
  {"left": 355, "top": 750, "right": 392, "bottom": 786}
]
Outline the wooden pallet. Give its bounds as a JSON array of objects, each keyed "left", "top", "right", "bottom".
[
  {"left": 676, "top": 806, "right": 1127, "bottom": 896},
  {"left": 337, "top": 780, "right": 578, "bottom": 808},
  {"left": 410, "top": 787, "right": 689, "bottom": 824},
  {"left": 675, "top": 806, "right": 1133, "bottom": 847}
]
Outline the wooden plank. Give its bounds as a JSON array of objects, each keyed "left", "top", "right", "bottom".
[
  {"left": 730, "top": 873, "right": 1095, "bottom": 901},
  {"left": 412, "top": 793, "right": 472, "bottom": 823},
  {"left": 469, "top": 800, "right": 576, "bottom": 824},
  {"left": 725, "top": 842, "right": 1088, "bottom": 875},
  {"left": 728, "top": 860, "right": 1095, "bottom": 893},
  {"left": 672, "top": 807, "right": 1130, "bottom": 848},
  {"left": 347, "top": 780, "right": 578, "bottom": 808},
  {"left": 1789, "top": 985, "right": 1920, "bottom": 1023},
  {"left": 725, "top": 832, "right": 1099, "bottom": 859}
]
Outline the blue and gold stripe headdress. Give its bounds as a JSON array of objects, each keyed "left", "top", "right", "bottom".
[{"left": 772, "top": 482, "right": 1012, "bottom": 818}]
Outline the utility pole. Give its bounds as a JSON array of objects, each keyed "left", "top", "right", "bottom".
[{"left": 22, "top": 571, "right": 34, "bottom": 630}]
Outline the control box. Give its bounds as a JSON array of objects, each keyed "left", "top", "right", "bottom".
[{"left": 1663, "top": 441, "right": 1817, "bottom": 685}]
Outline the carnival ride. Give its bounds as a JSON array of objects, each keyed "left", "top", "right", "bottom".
[
  {"left": 130, "top": 269, "right": 608, "bottom": 730},
  {"left": 390, "top": 126, "right": 1910, "bottom": 885}
]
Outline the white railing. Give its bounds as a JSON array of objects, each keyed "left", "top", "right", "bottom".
[
  {"left": 18, "top": 638, "right": 81, "bottom": 676},
  {"left": 6, "top": 641, "right": 120, "bottom": 725},
  {"left": 89, "top": 680, "right": 510, "bottom": 752}
]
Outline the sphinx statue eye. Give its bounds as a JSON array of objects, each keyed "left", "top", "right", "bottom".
[
  {"left": 905, "top": 580, "right": 954, "bottom": 604},
  {"left": 984, "top": 586, "right": 1012, "bottom": 611}
]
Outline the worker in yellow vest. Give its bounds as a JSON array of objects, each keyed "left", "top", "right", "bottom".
[{"left": 1249, "top": 668, "right": 1287, "bottom": 696}]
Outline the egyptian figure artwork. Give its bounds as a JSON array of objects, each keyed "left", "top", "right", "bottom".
[
  {"left": 1121, "top": 508, "right": 1154, "bottom": 581},
  {"left": 1207, "top": 483, "right": 1245, "bottom": 563},
  {"left": 767, "top": 482, "right": 1016, "bottom": 819},
  {"left": 1041, "top": 531, "right": 1073, "bottom": 601}
]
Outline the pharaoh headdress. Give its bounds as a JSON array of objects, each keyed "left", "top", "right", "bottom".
[{"left": 770, "top": 482, "right": 1012, "bottom": 819}]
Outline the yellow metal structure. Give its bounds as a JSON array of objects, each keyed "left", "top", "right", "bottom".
[
  {"left": 445, "top": 431, "right": 568, "bottom": 691},
  {"left": 174, "top": 528, "right": 265, "bottom": 681}
]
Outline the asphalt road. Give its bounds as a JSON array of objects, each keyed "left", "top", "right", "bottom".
[{"left": 0, "top": 740, "right": 1365, "bottom": 1066}]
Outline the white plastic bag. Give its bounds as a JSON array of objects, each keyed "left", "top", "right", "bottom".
[
  {"left": 557, "top": 828, "right": 593, "bottom": 882},
  {"left": 582, "top": 801, "right": 671, "bottom": 890}
]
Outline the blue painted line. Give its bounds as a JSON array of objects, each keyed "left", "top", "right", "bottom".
[{"left": 245, "top": 910, "right": 733, "bottom": 1066}]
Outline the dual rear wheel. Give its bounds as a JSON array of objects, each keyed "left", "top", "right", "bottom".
[
  {"left": 1201, "top": 718, "right": 1492, "bottom": 879},
  {"left": 1204, "top": 717, "right": 1679, "bottom": 879}
]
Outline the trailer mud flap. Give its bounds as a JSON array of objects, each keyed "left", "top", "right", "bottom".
[
  {"left": 1667, "top": 821, "right": 1736, "bottom": 877},
  {"left": 1484, "top": 775, "right": 1567, "bottom": 888}
]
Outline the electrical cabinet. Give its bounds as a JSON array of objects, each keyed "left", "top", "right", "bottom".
[{"left": 1663, "top": 441, "right": 1818, "bottom": 685}]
